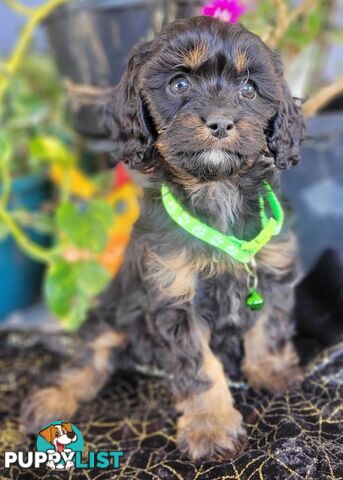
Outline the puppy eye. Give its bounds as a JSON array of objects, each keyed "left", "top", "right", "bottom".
[
  {"left": 169, "top": 76, "right": 190, "bottom": 95},
  {"left": 239, "top": 83, "right": 256, "bottom": 100},
  {"left": 55, "top": 431, "right": 60, "bottom": 437}
]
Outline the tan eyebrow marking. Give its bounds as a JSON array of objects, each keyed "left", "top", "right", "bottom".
[
  {"left": 183, "top": 43, "right": 209, "bottom": 68},
  {"left": 235, "top": 48, "right": 248, "bottom": 73}
]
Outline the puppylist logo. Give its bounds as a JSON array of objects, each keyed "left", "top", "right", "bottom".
[{"left": 5, "top": 421, "right": 124, "bottom": 472}]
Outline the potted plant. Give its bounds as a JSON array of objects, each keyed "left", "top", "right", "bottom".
[
  {"left": 0, "top": 0, "right": 132, "bottom": 328},
  {"left": 0, "top": 55, "right": 64, "bottom": 320}
]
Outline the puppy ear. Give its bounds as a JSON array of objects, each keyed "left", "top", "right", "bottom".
[
  {"left": 104, "top": 40, "right": 154, "bottom": 170},
  {"left": 61, "top": 422, "right": 73, "bottom": 432},
  {"left": 39, "top": 425, "right": 54, "bottom": 444},
  {"left": 267, "top": 54, "right": 306, "bottom": 169}
]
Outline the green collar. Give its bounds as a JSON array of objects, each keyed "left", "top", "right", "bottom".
[{"left": 161, "top": 181, "right": 284, "bottom": 264}]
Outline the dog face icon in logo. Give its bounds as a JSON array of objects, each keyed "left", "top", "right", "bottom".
[{"left": 37, "top": 421, "right": 84, "bottom": 471}]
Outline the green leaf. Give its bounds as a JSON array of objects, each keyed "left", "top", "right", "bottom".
[
  {"left": 87, "top": 200, "right": 114, "bottom": 226},
  {"left": 11, "top": 98, "right": 48, "bottom": 128},
  {"left": 56, "top": 202, "right": 86, "bottom": 247},
  {"left": 75, "top": 261, "right": 110, "bottom": 296},
  {"left": 85, "top": 200, "right": 115, "bottom": 253},
  {"left": 44, "top": 259, "right": 109, "bottom": 330},
  {"left": 45, "top": 261, "right": 77, "bottom": 317},
  {"left": 29, "top": 135, "right": 75, "bottom": 165},
  {"left": 62, "top": 293, "right": 90, "bottom": 331},
  {"left": 57, "top": 200, "right": 115, "bottom": 253},
  {"left": 306, "top": 4, "right": 324, "bottom": 35}
]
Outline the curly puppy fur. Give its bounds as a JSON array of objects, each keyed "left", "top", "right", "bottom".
[{"left": 22, "top": 17, "right": 306, "bottom": 460}]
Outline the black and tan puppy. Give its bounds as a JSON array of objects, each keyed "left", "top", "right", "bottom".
[{"left": 22, "top": 17, "right": 305, "bottom": 460}]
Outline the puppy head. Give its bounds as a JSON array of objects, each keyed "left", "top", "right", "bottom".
[
  {"left": 39, "top": 423, "right": 77, "bottom": 451},
  {"left": 105, "top": 16, "right": 305, "bottom": 180}
]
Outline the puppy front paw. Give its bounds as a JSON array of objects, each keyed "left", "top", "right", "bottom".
[
  {"left": 177, "top": 407, "right": 246, "bottom": 461},
  {"left": 21, "top": 387, "right": 78, "bottom": 433}
]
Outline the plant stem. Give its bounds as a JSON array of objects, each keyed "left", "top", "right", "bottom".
[
  {"left": 304, "top": 77, "right": 343, "bottom": 117},
  {"left": 0, "top": 207, "right": 54, "bottom": 264},
  {"left": 0, "top": 0, "right": 72, "bottom": 102},
  {"left": 267, "top": 0, "right": 318, "bottom": 48}
]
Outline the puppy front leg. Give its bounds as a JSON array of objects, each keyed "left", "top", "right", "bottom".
[
  {"left": 155, "top": 306, "right": 246, "bottom": 460},
  {"left": 147, "top": 251, "right": 246, "bottom": 459},
  {"left": 174, "top": 323, "right": 246, "bottom": 460}
]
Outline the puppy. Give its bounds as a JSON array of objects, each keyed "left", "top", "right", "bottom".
[{"left": 22, "top": 17, "right": 306, "bottom": 460}]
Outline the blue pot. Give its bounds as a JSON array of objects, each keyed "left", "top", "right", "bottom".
[{"left": 0, "top": 171, "right": 51, "bottom": 321}]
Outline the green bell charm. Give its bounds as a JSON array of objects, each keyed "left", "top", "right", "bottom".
[
  {"left": 246, "top": 289, "right": 265, "bottom": 311},
  {"left": 244, "top": 259, "right": 264, "bottom": 311}
]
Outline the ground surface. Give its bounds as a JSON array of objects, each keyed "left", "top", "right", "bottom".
[{"left": 0, "top": 330, "right": 342, "bottom": 480}]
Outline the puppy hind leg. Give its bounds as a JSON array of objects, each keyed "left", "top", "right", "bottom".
[
  {"left": 242, "top": 310, "right": 303, "bottom": 393},
  {"left": 21, "top": 329, "right": 128, "bottom": 433}
]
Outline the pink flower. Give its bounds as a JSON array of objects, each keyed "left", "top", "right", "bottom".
[{"left": 202, "top": 0, "right": 245, "bottom": 23}]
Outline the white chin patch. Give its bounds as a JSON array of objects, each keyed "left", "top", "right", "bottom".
[{"left": 201, "top": 150, "right": 228, "bottom": 164}]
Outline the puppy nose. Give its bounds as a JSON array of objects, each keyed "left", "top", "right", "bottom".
[
  {"left": 67, "top": 432, "right": 75, "bottom": 439},
  {"left": 206, "top": 115, "right": 234, "bottom": 138}
]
